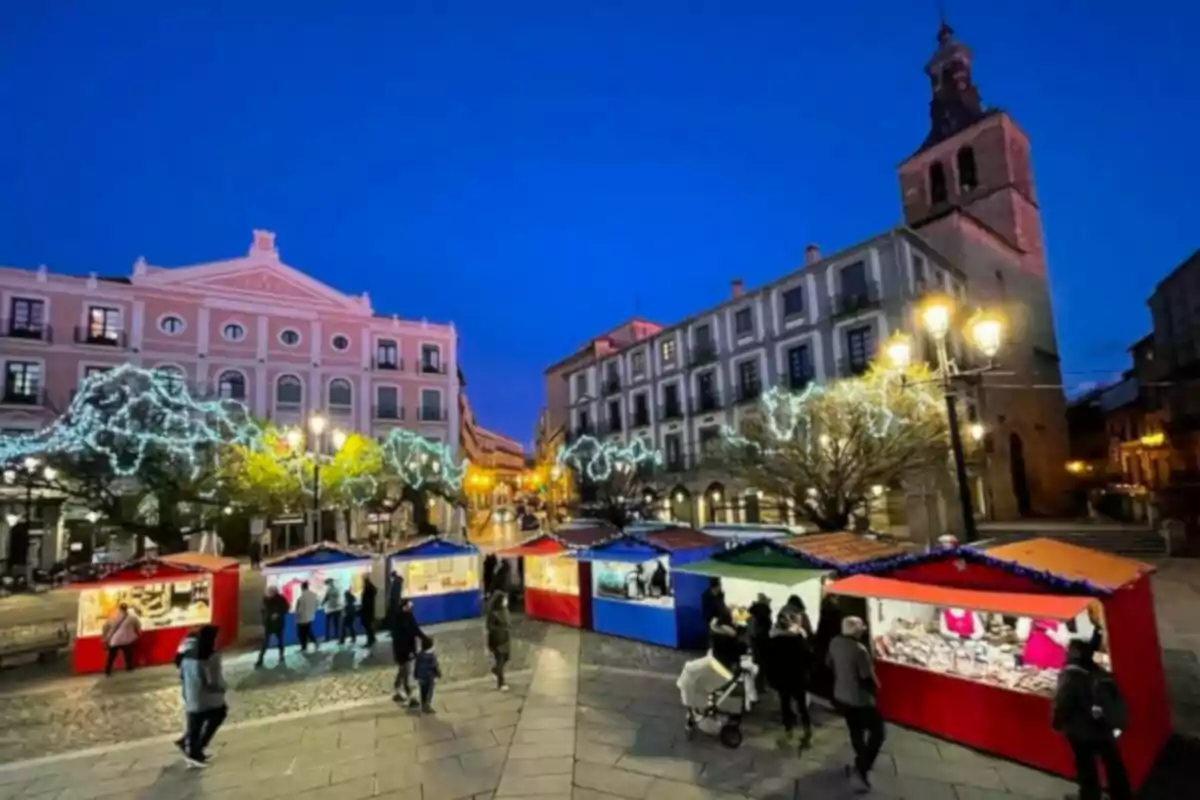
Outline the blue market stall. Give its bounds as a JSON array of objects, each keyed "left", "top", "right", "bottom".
[
  {"left": 261, "top": 542, "right": 374, "bottom": 645},
  {"left": 387, "top": 537, "right": 483, "bottom": 625},
  {"left": 571, "top": 528, "right": 721, "bottom": 649}
]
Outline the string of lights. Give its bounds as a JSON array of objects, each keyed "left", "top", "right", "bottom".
[{"left": 556, "top": 435, "right": 663, "bottom": 483}]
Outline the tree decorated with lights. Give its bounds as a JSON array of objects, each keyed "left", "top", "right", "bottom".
[
  {"left": 721, "top": 364, "right": 950, "bottom": 531},
  {"left": 0, "top": 364, "right": 260, "bottom": 553},
  {"left": 557, "top": 435, "right": 664, "bottom": 529},
  {"left": 379, "top": 428, "right": 467, "bottom": 535}
]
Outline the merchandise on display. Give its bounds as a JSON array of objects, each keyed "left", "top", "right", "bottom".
[
  {"left": 395, "top": 556, "right": 477, "bottom": 598},
  {"left": 594, "top": 557, "right": 674, "bottom": 607},
  {"left": 872, "top": 609, "right": 1109, "bottom": 698},
  {"left": 77, "top": 579, "right": 212, "bottom": 638},
  {"left": 525, "top": 555, "right": 580, "bottom": 595}
]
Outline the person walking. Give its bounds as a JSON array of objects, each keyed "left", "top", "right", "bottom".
[
  {"left": 390, "top": 598, "right": 422, "bottom": 707},
  {"left": 249, "top": 538, "right": 262, "bottom": 570},
  {"left": 360, "top": 575, "right": 378, "bottom": 647},
  {"left": 485, "top": 590, "right": 512, "bottom": 691},
  {"left": 767, "top": 608, "right": 815, "bottom": 749},
  {"left": 255, "top": 586, "right": 289, "bottom": 668},
  {"left": 341, "top": 586, "right": 358, "bottom": 645},
  {"left": 102, "top": 603, "right": 141, "bottom": 675},
  {"left": 1052, "top": 639, "right": 1132, "bottom": 800},
  {"left": 483, "top": 553, "right": 498, "bottom": 596},
  {"left": 177, "top": 625, "right": 227, "bottom": 768},
  {"left": 294, "top": 581, "right": 319, "bottom": 652},
  {"left": 322, "top": 578, "right": 344, "bottom": 644},
  {"left": 413, "top": 634, "right": 442, "bottom": 714},
  {"left": 828, "top": 616, "right": 885, "bottom": 792},
  {"left": 747, "top": 593, "right": 773, "bottom": 691}
]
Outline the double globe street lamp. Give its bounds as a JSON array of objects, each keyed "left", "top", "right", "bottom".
[
  {"left": 286, "top": 413, "right": 347, "bottom": 544},
  {"left": 886, "top": 295, "right": 1005, "bottom": 543}
]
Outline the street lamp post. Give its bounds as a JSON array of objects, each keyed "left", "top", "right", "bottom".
[
  {"left": 287, "top": 414, "right": 347, "bottom": 545},
  {"left": 888, "top": 296, "right": 1004, "bottom": 543}
]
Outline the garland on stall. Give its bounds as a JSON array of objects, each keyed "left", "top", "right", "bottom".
[{"left": 0, "top": 364, "right": 258, "bottom": 478}]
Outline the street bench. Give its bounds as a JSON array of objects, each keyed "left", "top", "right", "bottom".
[{"left": 0, "top": 622, "right": 70, "bottom": 669}]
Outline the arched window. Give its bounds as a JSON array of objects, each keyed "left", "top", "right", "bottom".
[
  {"left": 929, "top": 161, "right": 948, "bottom": 204},
  {"left": 328, "top": 378, "right": 353, "bottom": 407},
  {"left": 218, "top": 371, "right": 246, "bottom": 401},
  {"left": 957, "top": 146, "right": 978, "bottom": 192},
  {"left": 276, "top": 375, "right": 302, "bottom": 407}
]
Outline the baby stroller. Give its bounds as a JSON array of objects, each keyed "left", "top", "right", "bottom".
[{"left": 676, "top": 653, "right": 755, "bottom": 748}]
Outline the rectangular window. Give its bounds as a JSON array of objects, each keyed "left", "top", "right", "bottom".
[
  {"left": 734, "top": 307, "right": 754, "bottom": 337},
  {"left": 575, "top": 373, "right": 588, "bottom": 399},
  {"left": 8, "top": 298, "right": 45, "bottom": 337},
  {"left": 376, "top": 386, "right": 399, "bottom": 419},
  {"left": 664, "top": 433, "right": 682, "bottom": 468},
  {"left": 605, "top": 363, "right": 618, "bottom": 383},
  {"left": 660, "top": 338, "right": 677, "bottom": 365},
  {"left": 376, "top": 340, "right": 398, "bottom": 369},
  {"left": 578, "top": 409, "right": 591, "bottom": 433},
  {"left": 738, "top": 359, "right": 760, "bottom": 400},
  {"left": 631, "top": 350, "right": 647, "bottom": 377},
  {"left": 694, "top": 323, "right": 712, "bottom": 347},
  {"left": 787, "top": 344, "right": 813, "bottom": 389},
  {"left": 607, "top": 399, "right": 621, "bottom": 431},
  {"left": 4, "top": 362, "right": 41, "bottom": 402},
  {"left": 83, "top": 365, "right": 111, "bottom": 380},
  {"left": 421, "top": 344, "right": 442, "bottom": 373},
  {"left": 846, "top": 324, "right": 876, "bottom": 374},
  {"left": 420, "top": 389, "right": 442, "bottom": 420},
  {"left": 840, "top": 261, "right": 868, "bottom": 298},
  {"left": 633, "top": 393, "right": 650, "bottom": 426},
  {"left": 696, "top": 371, "right": 717, "bottom": 412},
  {"left": 698, "top": 426, "right": 721, "bottom": 455},
  {"left": 663, "top": 384, "right": 681, "bottom": 417},
  {"left": 781, "top": 286, "right": 805, "bottom": 319},
  {"left": 912, "top": 254, "right": 927, "bottom": 287},
  {"left": 87, "top": 306, "right": 121, "bottom": 343}
]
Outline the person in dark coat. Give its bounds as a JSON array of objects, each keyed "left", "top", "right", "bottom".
[
  {"left": 767, "top": 609, "right": 814, "bottom": 748},
  {"left": 709, "top": 608, "right": 746, "bottom": 672},
  {"left": 783, "top": 595, "right": 814, "bottom": 637},
  {"left": 649, "top": 562, "right": 669, "bottom": 597},
  {"left": 255, "top": 586, "right": 289, "bottom": 668},
  {"left": 485, "top": 590, "right": 512, "bottom": 691},
  {"left": 700, "top": 578, "right": 727, "bottom": 627},
  {"left": 490, "top": 559, "right": 511, "bottom": 596},
  {"left": 1052, "top": 640, "right": 1132, "bottom": 800},
  {"left": 389, "top": 599, "right": 422, "bottom": 707},
  {"left": 483, "top": 553, "right": 498, "bottom": 595},
  {"left": 360, "top": 576, "right": 378, "bottom": 647},
  {"left": 811, "top": 593, "right": 844, "bottom": 699},
  {"left": 747, "top": 594, "right": 773, "bottom": 691}
]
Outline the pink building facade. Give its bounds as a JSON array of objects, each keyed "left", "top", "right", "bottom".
[{"left": 0, "top": 230, "right": 460, "bottom": 452}]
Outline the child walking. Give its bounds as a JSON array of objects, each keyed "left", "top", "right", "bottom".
[{"left": 413, "top": 635, "right": 441, "bottom": 714}]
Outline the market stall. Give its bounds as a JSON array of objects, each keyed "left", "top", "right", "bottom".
[
  {"left": 571, "top": 527, "right": 720, "bottom": 648},
  {"left": 825, "top": 538, "right": 1169, "bottom": 789},
  {"left": 498, "top": 526, "right": 616, "bottom": 629},
  {"left": 73, "top": 553, "right": 240, "bottom": 674},
  {"left": 387, "top": 537, "right": 482, "bottom": 624},
  {"left": 261, "top": 542, "right": 373, "bottom": 645}
]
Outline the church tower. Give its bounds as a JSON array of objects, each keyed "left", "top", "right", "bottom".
[{"left": 898, "top": 20, "right": 1069, "bottom": 518}]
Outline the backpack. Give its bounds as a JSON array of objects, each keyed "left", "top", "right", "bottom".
[{"left": 1090, "top": 670, "right": 1128, "bottom": 731}]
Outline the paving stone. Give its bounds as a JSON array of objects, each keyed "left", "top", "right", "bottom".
[
  {"left": 614, "top": 754, "right": 703, "bottom": 782},
  {"left": 573, "top": 742, "right": 626, "bottom": 767},
  {"left": 507, "top": 741, "right": 576, "bottom": 760},
  {"left": 993, "top": 763, "right": 1076, "bottom": 799},
  {"left": 502, "top": 756, "right": 574, "bottom": 776},
  {"left": 515, "top": 727, "right": 576, "bottom": 745},
  {"left": 461, "top": 746, "right": 511, "bottom": 772},
  {"left": 573, "top": 762, "right": 655, "bottom": 799},
  {"left": 496, "top": 771, "right": 575, "bottom": 796},
  {"left": 418, "top": 732, "right": 499, "bottom": 763},
  {"left": 954, "top": 787, "right": 1042, "bottom": 800}
]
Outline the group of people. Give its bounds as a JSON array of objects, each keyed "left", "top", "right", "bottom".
[
  {"left": 256, "top": 576, "right": 380, "bottom": 667},
  {"left": 700, "top": 579, "right": 1131, "bottom": 798}
]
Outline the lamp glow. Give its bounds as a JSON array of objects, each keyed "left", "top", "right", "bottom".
[
  {"left": 969, "top": 422, "right": 985, "bottom": 442},
  {"left": 331, "top": 429, "right": 347, "bottom": 450},
  {"left": 309, "top": 414, "right": 327, "bottom": 435},
  {"left": 969, "top": 314, "right": 1004, "bottom": 359},
  {"left": 42, "top": 466, "right": 57, "bottom": 481},
  {"left": 5, "top": 513, "right": 19, "bottom": 526},
  {"left": 286, "top": 428, "right": 303, "bottom": 449},
  {"left": 86, "top": 510, "right": 100, "bottom": 523},
  {"left": 885, "top": 335, "right": 912, "bottom": 369},
  {"left": 920, "top": 296, "right": 953, "bottom": 340}
]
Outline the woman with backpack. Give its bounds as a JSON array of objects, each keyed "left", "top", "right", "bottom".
[{"left": 1052, "top": 639, "right": 1132, "bottom": 800}]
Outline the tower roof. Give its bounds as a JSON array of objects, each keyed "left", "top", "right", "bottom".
[{"left": 918, "top": 19, "right": 993, "bottom": 152}]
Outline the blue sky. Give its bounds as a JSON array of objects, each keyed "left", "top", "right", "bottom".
[{"left": 2, "top": 1, "right": 1195, "bottom": 444}]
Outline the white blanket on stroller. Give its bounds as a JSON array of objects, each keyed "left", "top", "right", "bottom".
[{"left": 676, "top": 655, "right": 732, "bottom": 710}]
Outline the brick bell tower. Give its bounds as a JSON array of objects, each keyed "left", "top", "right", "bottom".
[{"left": 898, "top": 20, "right": 1070, "bottom": 519}]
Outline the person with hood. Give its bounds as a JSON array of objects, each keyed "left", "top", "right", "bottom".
[
  {"left": 255, "top": 586, "right": 289, "bottom": 668},
  {"left": 767, "top": 609, "right": 814, "bottom": 749},
  {"left": 322, "top": 578, "right": 344, "bottom": 644},
  {"left": 177, "top": 625, "right": 227, "bottom": 768},
  {"left": 747, "top": 593, "right": 774, "bottom": 691},
  {"left": 1052, "top": 639, "right": 1132, "bottom": 800},
  {"left": 360, "top": 575, "right": 378, "bottom": 647},
  {"left": 485, "top": 590, "right": 512, "bottom": 691},
  {"left": 294, "top": 581, "right": 319, "bottom": 652},
  {"left": 390, "top": 598, "right": 422, "bottom": 706},
  {"left": 413, "top": 634, "right": 442, "bottom": 714},
  {"left": 650, "top": 561, "right": 669, "bottom": 598},
  {"left": 102, "top": 603, "right": 141, "bottom": 675},
  {"left": 783, "top": 595, "right": 815, "bottom": 637},
  {"left": 709, "top": 607, "right": 746, "bottom": 672},
  {"left": 828, "top": 616, "right": 885, "bottom": 792}
]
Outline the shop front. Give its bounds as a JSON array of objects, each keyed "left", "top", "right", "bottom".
[
  {"left": 261, "top": 542, "right": 373, "bottom": 645},
  {"left": 498, "top": 526, "right": 615, "bottom": 629},
  {"left": 73, "top": 553, "right": 240, "bottom": 674},
  {"left": 387, "top": 537, "right": 482, "bottom": 625},
  {"left": 571, "top": 528, "right": 720, "bottom": 649},
  {"left": 825, "top": 538, "right": 1170, "bottom": 789}
]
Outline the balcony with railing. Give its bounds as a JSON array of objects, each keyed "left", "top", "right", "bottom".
[
  {"left": 1, "top": 387, "right": 45, "bottom": 406},
  {"left": 419, "top": 406, "right": 449, "bottom": 422},
  {"left": 601, "top": 376, "right": 621, "bottom": 396},
  {"left": 832, "top": 280, "right": 881, "bottom": 318},
  {"left": 630, "top": 409, "right": 651, "bottom": 429},
  {"left": 690, "top": 393, "right": 722, "bottom": 415},
  {"left": 420, "top": 362, "right": 448, "bottom": 375},
  {"left": 785, "top": 373, "right": 813, "bottom": 392},
  {"left": 373, "top": 356, "right": 403, "bottom": 371},
  {"left": 602, "top": 416, "right": 623, "bottom": 435},
  {"left": 373, "top": 404, "right": 405, "bottom": 421},
  {"left": 2, "top": 320, "right": 53, "bottom": 343},
  {"left": 659, "top": 401, "right": 684, "bottom": 422},
  {"left": 74, "top": 326, "right": 126, "bottom": 348},
  {"left": 567, "top": 423, "right": 595, "bottom": 443},
  {"left": 735, "top": 380, "right": 763, "bottom": 404},
  {"left": 838, "top": 356, "right": 872, "bottom": 378},
  {"left": 688, "top": 340, "right": 718, "bottom": 368}
]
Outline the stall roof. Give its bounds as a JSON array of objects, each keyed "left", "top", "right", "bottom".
[
  {"left": 262, "top": 542, "right": 371, "bottom": 569},
  {"left": 642, "top": 527, "right": 721, "bottom": 552},
  {"left": 388, "top": 536, "right": 479, "bottom": 561},
  {"left": 162, "top": 553, "right": 240, "bottom": 572},
  {"left": 981, "top": 538, "right": 1154, "bottom": 592},
  {"left": 675, "top": 559, "right": 828, "bottom": 586},
  {"left": 826, "top": 574, "right": 1093, "bottom": 621},
  {"left": 499, "top": 528, "right": 616, "bottom": 557},
  {"left": 782, "top": 532, "right": 909, "bottom": 568},
  {"left": 73, "top": 556, "right": 210, "bottom": 587},
  {"left": 568, "top": 535, "right": 667, "bottom": 564}
]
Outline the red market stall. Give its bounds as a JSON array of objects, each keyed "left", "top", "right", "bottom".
[
  {"left": 824, "top": 538, "right": 1170, "bottom": 789},
  {"left": 499, "top": 527, "right": 617, "bottom": 628},
  {"left": 73, "top": 553, "right": 240, "bottom": 674}
]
